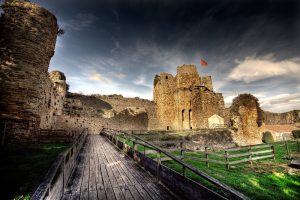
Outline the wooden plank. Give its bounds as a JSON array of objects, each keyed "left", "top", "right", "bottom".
[
  {"left": 89, "top": 154, "right": 97, "bottom": 192},
  {"left": 145, "top": 150, "right": 157, "bottom": 154},
  {"left": 186, "top": 156, "right": 226, "bottom": 164},
  {"left": 80, "top": 155, "right": 90, "bottom": 193},
  {"left": 228, "top": 152, "right": 251, "bottom": 158},
  {"left": 89, "top": 190, "right": 98, "bottom": 200},
  {"left": 66, "top": 166, "right": 85, "bottom": 193},
  {"left": 100, "top": 160, "right": 116, "bottom": 200},
  {"left": 113, "top": 137, "right": 176, "bottom": 200},
  {"left": 226, "top": 144, "right": 271, "bottom": 152},
  {"left": 161, "top": 156, "right": 183, "bottom": 162},
  {"left": 193, "top": 150, "right": 226, "bottom": 158},
  {"left": 69, "top": 192, "right": 80, "bottom": 200},
  {"left": 61, "top": 193, "right": 71, "bottom": 200},
  {"left": 105, "top": 138, "right": 160, "bottom": 199},
  {"left": 228, "top": 158, "right": 251, "bottom": 165},
  {"left": 80, "top": 191, "right": 89, "bottom": 200},
  {"left": 101, "top": 138, "right": 130, "bottom": 200},
  {"left": 229, "top": 155, "right": 274, "bottom": 164},
  {"left": 251, "top": 149, "right": 273, "bottom": 155},
  {"left": 109, "top": 150, "right": 154, "bottom": 200},
  {"left": 251, "top": 155, "right": 274, "bottom": 161},
  {"left": 110, "top": 149, "right": 167, "bottom": 200},
  {"left": 108, "top": 152, "right": 150, "bottom": 200},
  {"left": 105, "top": 158, "right": 133, "bottom": 200}
]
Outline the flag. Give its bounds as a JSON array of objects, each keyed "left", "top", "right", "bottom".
[{"left": 200, "top": 59, "right": 208, "bottom": 67}]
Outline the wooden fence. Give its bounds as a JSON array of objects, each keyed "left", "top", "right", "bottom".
[
  {"left": 101, "top": 128, "right": 249, "bottom": 200},
  {"left": 38, "top": 129, "right": 74, "bottom": 143},
  {"left": 179, "top": 141, "right": 275, "bottom": 169},
  {"left": 32, "top": 129, "right": 87, "bottom": 200}
]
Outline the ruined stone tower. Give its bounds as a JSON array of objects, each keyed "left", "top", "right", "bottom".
[
  {"left": 154, "top": 65, "right": 225, "bottom": 130},
  {"left": 0, "top": 0, "right": 58, "bottom": 142}
]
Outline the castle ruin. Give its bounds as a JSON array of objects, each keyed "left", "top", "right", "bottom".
[
  {"left": 154, "top": 64, "right": 225, "bottom": 130},
  {"left": 1, "top": 0, "right": 294, "bottom": 146}
]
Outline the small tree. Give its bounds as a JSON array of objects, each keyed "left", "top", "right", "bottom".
[
  {"left": 262, "top": 131, "right": 274, "bottom": 143},
  {"left": 57, "top": 28, "right": 64, "bottom": 36}
]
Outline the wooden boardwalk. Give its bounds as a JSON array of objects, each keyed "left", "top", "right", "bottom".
[{"left": 61, "top": 135, "right": 174, "bottom": 200}]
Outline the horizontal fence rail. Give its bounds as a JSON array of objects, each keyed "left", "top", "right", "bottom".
[
  {"left": 101, "top": 128, "right": 250, "bottom": 200},
  {"left": 32, "top": 129, "right": 88, "bottom": 200}
]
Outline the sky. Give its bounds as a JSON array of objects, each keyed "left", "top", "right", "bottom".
[{"left": 29, "top": 0, "right": 300, "bottom": 113}]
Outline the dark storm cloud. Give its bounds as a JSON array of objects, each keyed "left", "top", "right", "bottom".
[{"left": 31, "top": 0, "right": 300, "bottom": 112}]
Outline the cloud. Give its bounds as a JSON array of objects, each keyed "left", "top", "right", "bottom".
[
  {"left": 228, "top": 56, "right": 300, "bottom": 83},
  {"left": 88, "top": 72, "right": 112, "bottom": 84},
  {"left": 61, "top": 13, "right": 99, "bottom": 31},
  {"left": 133, "top": 75, "right": 151, "bottom": 87},
  {"left": 259, "top": 93, "right": 300, "bottom": 113},
  {"left": 115, "top": 73, "right": 126, "bottom": 79}
]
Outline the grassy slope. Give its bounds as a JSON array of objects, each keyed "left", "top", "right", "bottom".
[
  {"left": 0, "top": 143, "right": 67, "bottom": 200},
  {"left": 120, "top": 133, "right": 300, "bottom": 200}
]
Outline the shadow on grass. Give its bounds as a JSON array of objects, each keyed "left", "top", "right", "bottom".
[{"left": 0, "top": 143, "right": 67, "bottom": 200}]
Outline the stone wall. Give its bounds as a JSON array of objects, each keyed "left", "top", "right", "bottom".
[
  {"left": 263, "top": 110, "right": 300, "bottom": 125},
  {"left": 185, "top": 129, "right": 236, "bottom": 149},
  {"left": 0, "top": 0, "right": 58, "bottom": 142},
  {"left": 153, "top": 64, "right": 225, "bottom": 131},
  {"left": 228, "top": 94, "right": 264, "bottom": 145},
  {"left": 52, "top": 93, "right": 153, "bottom": 134}
]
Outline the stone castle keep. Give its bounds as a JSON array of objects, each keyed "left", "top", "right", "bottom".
[
  {"left": 2, "top": 0, "right": 298, "bottom": 146},
  {"left": 154, "top": 65, "right": 225, "bottom": 130}
]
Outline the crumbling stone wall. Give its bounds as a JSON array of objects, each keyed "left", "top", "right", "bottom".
[
  {"left": 53, "top": 93, "right": 152, "bottom": 133},
  {"left": 228, "top": 94, "right": 264, "bottom": 145},
  {"left": 0, "top": 0, "right": 58, "bottom": 142},
  {"left": 264, "top": 110, "right": 300, "bottom": 125},
  {"left": 153, "top": 64, "right": 225, "bottom": 130}
]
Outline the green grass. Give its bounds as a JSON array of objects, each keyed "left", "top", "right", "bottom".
[
  {"left": 117, "top": 134, "right": 300, "bottom": 200},
  {"left": 0, "top": 143, "right": 67, "bottom": 200}
]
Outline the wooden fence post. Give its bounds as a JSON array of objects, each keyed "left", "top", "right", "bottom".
[
  {"left": 133, "top": 141, "right": 136, "bottom": 160},
  {"left": 205, "top": 147, "right": 209, "bottom": 167},
  {"left": 249, "top": 147, "right": 253, "bottom": 166},
  {"left": 225, "top": 151, "right": 229, "bottom": 169},
  {"left": 62, "top": 159, "right": 65, "bottom": 195},
  {"left": 297, "top": 139, "right": 300, "bottom": 152},
  {"left": 285, "top": 140, "right": 290, "bottom": 159},
  {"left": 271, "top": 145, "right": 275, "bottom": 160},
  {"left": 157, "top": 150, "right": 161, "bottom": 182},
  {"left": 180, "top": 149, "right": 185, "bottom": 176}
]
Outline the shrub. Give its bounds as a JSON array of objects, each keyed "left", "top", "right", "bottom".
[
  {"left": 292, "top": 130, "right": 300, "bottom": 138},
  {"left": 262, "top": 131, "right": 274, "bottom": 143}
]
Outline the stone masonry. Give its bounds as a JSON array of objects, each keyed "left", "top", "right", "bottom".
[
  {"left": 0, "top": 0, "right": 58, "bottom": 142},
  {"left": 153, "top": 64, "right": 225, "bottom": 130}
]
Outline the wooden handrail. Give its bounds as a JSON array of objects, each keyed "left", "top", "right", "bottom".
[
  {"left": 32, "top": 128, "right": 87, "bottom": 200},
  {"left": 102, "top": 128, "right": 249, "bottom": 200}
]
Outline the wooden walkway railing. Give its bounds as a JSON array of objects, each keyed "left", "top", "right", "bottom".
[
  {"left": 32, "top": 129, "right": 88, "bottom": 200},
  {"left": 101, "top": 128, "right": 250, "bottom": 200}
]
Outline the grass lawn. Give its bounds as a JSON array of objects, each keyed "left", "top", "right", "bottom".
[
  {"left": 118, "top": 133, "right": 300, "bottom": 200},
  {"left": 0, "top": 143, "right": 67, "bottom": 200}
]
